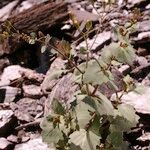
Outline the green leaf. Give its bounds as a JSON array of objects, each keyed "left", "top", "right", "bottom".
[
  {"left": 106, "top": 134, "right": 129, "bottom": 150},
  {"left": 89, "top": 114, "right": 101, "bottom": 136},
  {"left": 51, "top": 99, "right": 65, "bottom": 115},
  {"left": 83, "top": 60, "right": 113, "bottom": 85},
  {"left": 110, "top": 115, "right": 131, "bottom": 132},
  {"left": 41, "top": 45, "right": 47, "bottom": 53},
  {"left": 69, "top": 129, "right": 100, "bottom": 150},
  {"left": 101, "top": 42, "right": 135, "bottom": 66},
  {"left": 30, "top": 32, "right": 36, "bottom": 38},
  {"left": 42, "top": 127, "right": 63, "bottom": 145},
  {"left": 123, "top": 75, "right": 135, "bottom": 92},
  {"left": 73, "top": 63, "right": 86, "bottom": 84},
  {"left": 48, "top": 69, "right": 66, "bottom": 81},
  {"left": 29, "top": 39, "right": 35, "bottom": 44},
  {"left": 80, "top": 47, "right": 87, "bottom": 54},
  {"left": 41, "top": 116, "right": 64, "bottom": 144},
  {"left": 101, "top": 45, "right": 114, "bottom": 64},
  {"left": 117, "top": 104, "right": 139, "bottom": 127},
  {"left": 82, "top": 96, "right": 114, "bottom": 116},
  {"left": 114, "top": 43, "right": 136, "bottom": 65},
  {"left": 75, "top": 101, "right": 95, "bottom": 128},
  {"left": 85, "top": 20, "right": 93, "bottom": 31},
  {"left": 107, "top": 131, "right": 123, "bottom": 147},
  {"left": 109, "top": 104, "right": 139, "bottom": 133},
  {"left": 0, "top": 34, "right": 5, "bottom": 43}
]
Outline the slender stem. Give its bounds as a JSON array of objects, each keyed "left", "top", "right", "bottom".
[
  {"left": 86, "top": 84, "right": 90, "bottom": 95},
  {"left": 85, "top": 112, "right": 96, "bottom": 131},
  {"left": 48, "top": 43, "right": 84, "bottom": 74},
  {"left": 91, "top": 85, "right": 99, "bottom": 96}
]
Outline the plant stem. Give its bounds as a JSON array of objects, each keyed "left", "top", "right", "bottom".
[{"left": 91, "top": 85, "right": 99, "bottom": 96}]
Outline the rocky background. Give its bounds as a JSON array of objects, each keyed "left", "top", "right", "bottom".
[{"left": 0, "top": 0, "right": 150, "bottom": 150}]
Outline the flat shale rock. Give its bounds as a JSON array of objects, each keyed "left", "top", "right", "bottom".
[
  {"left": 137, "top": 132, "right": 150, "bottom": 143},
  {"left": 0, "top": 65, "right": 23, "bottom": 87},
  {"left": 0, "top": 58, "right": 10, "bottom": 75},
  {"left": 14, "top": 137, "right": 52, "bottom": 150},
  {"left": 23, "top": 84, "right": 43, "bottom": 99},
  {"left": 7, "top": 134, "right": 19, "bottom": 144},
  {"left": 0, "top": 86, "right": 21, "bottom": 103},
  {"left": 111, "top": 86, "right": 150, "bottom": 114},
  {"left": 76, "top": 31, "right": 111, "bottom": 51},
  {"left": 9, "top": 1, "right": 69, "bottom": 33},
  {"left": 142, "top": 73, "right": 150, "bottom": 86},
  {"left": 138, "top": 20, "right": 150, "bottom": 32},
  {"left": 41, "top": 57, "right": 66, "bottom": 93},
  {"left": 0, "top": 109, "right": 17, "bottom": 136},
  {"left": 0, "top": 137, "right": 13, "bottom": 150},
  {"left": 11, "top": 98, "right": 43, "bottom": 122},
  {"left": 0, "top": 65, "right": 44, "bottom": 87},
  {"left": 45, "top": 73, "right": 78, "bottom": 116}
]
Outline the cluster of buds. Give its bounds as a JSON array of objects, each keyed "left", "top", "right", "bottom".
[{"left": 19, "top": 33, "right": 31, "bottom": 43}]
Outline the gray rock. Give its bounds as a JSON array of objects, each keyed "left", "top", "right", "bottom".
[
  {"left": 0, "top": 110, "right": 17, "bottom": 136},
  {"left": 0, "top": 138, "right": 13, "bottom": 150},
  {"left": 137, "top": 132, "right": 150, "bottom": 142},
  {"left": 0, "top": 86, "right": 21, "bottom": 103},
  {"left": 7, "top": 135, "right": 18, "bottom": 143},
  {"left": 138, "top": 20, "right": 150, "bottom": 32},
  {"left": 142, "top": 73, "right": 150, "bottom": 86},
  {"left": 14, "top": 137, "right": 52, "bottom": 150},
  {"left": 76, "top": 31, "right": 111, "bottom": 51},
  {"left": 136, "top": 56, "right": 148, "bottom": 67},
  {"left": 23, "top": 85, "right": 43, "bottom": 99},
  {"left": 11, "top": 98, "right": 43, "bottom": 122},
  {"left": 0, "top": 65, "right": 44, "bottom": 87},
  {"left": 111, "top": 85, "right": 150, "bottom": 114},
  {"left": 41, "top": 57, "right": 66, "bottom": 93},
  {"left": 128, "top": 0, "right": 147, "bottom": 7},
  {"left": 0, "top": 65, "right": 23, "bottom": 87},
  {"left": 0, "top": 58, "right": 10, "bottom": 75},
  {"left": 45, "top": 73, "right": 78, "bottom": 116},
  {"left": 119, "top": 65, "right": 131, "bottom": 75}
]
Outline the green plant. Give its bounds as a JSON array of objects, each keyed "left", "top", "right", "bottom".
[
  {"left": 40, "top": 2, "right": 142, "bottom": 150},
  {"left": 0, "top": 1, "right": 142, "bottom": 150}
]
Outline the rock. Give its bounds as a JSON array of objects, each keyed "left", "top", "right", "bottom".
[
  {"left": 128, "top": 0, "right": 147, "bottom": 7},
  {"left": 0, "top": 58, "right": 10, "bottom": 75},
  {"left": 111, "top": 86, "right": 150, "bottom": 114},
  {"left": 0, "top": 0, "right": 45, "bottom": 22},
  {"left": 23, "top": 85, "right": 43, "bottom": 99},
  {"left": 44, "top": 73, "right": 78, "bottom": 116},
  {"left": 137, "top": 132, "right": 150, "bottom": 143},
  {"left": 14, "top": 137, "right": 52, "bottom": 150},
  {"left": 11, "top": 98, "right": 43, "bottom": 122},
  {"left": 132, "top": 31, "right": 150, "bottom": 44},
  {"left": 0, "top": 109, "right": 17, "bottom": 136},
  {"left": 7, "top": 135, "right": 18, "bottom": 143},
  {"left": 0, "top": 86, "right": 21, "bottom": 103},
  {"left": 136, "top": 56, "right": 148, "bottom": 67},
  {"left": 0, "top": 65, "right": 44, "bottom": 87},
  {"left": 138, "top": 20, "right": 150, "bottom": 32},
  {"left": 118, "top": 65, "right": 131, "bottom": 75},
  {"left": 137, "top": 31, "right": 150, "bottom": 40},
  {"left": 0, "top": 1, "right": 18, "bottom": 21},
  {"left": 99, "top": 68, "right": 124, "bottom": 98},
  {"left": 76, "top": 31, "right": 111, "bottom": 51},
  {"left": 142, "top": 73, "right": 150, "bottom": 86},
  {"left": 41, "top": 57, "right": 66, "bottom": 93},
  {"left": 131, "top": 63, "right": 150, "bottom": 79},
  {"left": 0, "top": 138, "right": 13, "bottom": 150},
  {"left": 0, "top": 65, "right": 23, "bottom": 87},
  {"left": 137, "top": 48, "right": 149, "bottom": 56}
]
